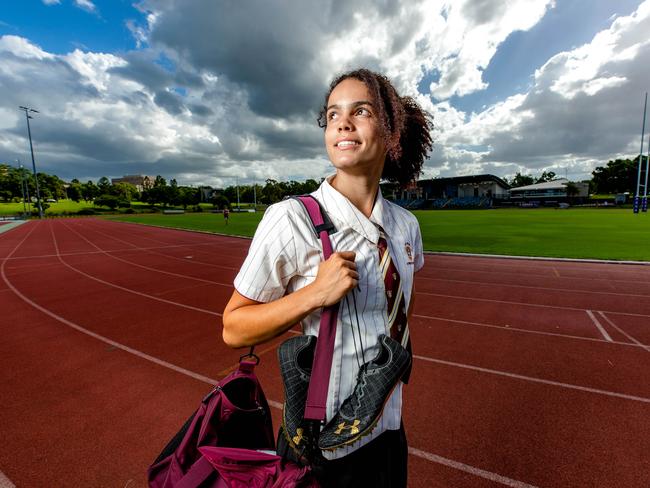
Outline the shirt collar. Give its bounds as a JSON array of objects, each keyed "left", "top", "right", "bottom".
[{"left": 314, "top": 175, "right": 392, "bottom": 244}]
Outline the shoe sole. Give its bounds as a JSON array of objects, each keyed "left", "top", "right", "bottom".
[
  {"left": 319, "top": 337, "right": 411, "bottom": 451},
  {"left": 318, "top": 377, "right": 404, "bottom": 451}
]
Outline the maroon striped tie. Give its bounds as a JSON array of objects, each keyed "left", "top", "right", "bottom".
[{"left": 377, "top": 233, "right": 413, "bottom": 383}]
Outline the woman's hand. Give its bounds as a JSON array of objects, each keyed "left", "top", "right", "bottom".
[
  {"left": 222, "top": 251, "right": 358, "bottom": 348},
  {"left": 309, "top": 251, "right": 358, "bottom": 308}
]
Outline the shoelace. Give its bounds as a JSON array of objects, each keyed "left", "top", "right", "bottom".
[{"left": 344, "top": 289, "right": 365, "bottom": 369}]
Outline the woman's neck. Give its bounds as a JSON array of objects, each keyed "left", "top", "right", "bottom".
[{"left": 330, "top": 172, "right": 379, "bottom": 218}]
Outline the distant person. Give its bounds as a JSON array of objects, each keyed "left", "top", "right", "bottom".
[
  {"left": 222, "top": 69, "right": 433, "bottom": 487},
  {"left": 223, "top": 207, "right": 229, "bottom": 225}
]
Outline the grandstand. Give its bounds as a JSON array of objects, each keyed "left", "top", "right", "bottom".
[{"left": 384, "top": 174, "right": 508, "bottom": 209}]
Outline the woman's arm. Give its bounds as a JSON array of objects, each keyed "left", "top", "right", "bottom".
[{"left": 222, "top": 251, "right": 358, "bottom": 348}]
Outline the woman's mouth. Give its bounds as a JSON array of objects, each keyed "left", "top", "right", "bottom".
[{"left": 336, "top": 140, "right": 360, "bottom": 149}]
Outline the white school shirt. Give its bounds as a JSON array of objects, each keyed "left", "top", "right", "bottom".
[{"left": 234, "top": 175, "right": 424, "bottom": 460}]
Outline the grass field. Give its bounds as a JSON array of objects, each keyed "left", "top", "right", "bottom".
[
  {"left": 0, "top": 200, "right": 230, "bottom": 216},
  {"left": 108, "top": 211, "right": 263, "bottom": 237},
  {"left": 0, "top": 199, "right": 94, "bottom": 215},
  {"left": 110, "top": 207, "right": 650, "bottom": 261}
]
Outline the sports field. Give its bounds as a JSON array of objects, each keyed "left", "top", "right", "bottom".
[
  {"left": 111, "top": 207, "right": 650, "bottom": 261},
  {"left": 1, "top": 218, "right": 649, "bottom": 487}
]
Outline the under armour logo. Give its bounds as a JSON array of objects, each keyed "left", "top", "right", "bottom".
[
  {"left": 387, "top": 290, "right": 393, "bottom": 298},
  {"left": 292, "top": 427, "right": 305, "bottom": 446},
  {"left": 392, "top": 273, "right": 397, "bottom": 280},
  {"left": 335, "top": 419, "right": 360, "bottom": 436}
]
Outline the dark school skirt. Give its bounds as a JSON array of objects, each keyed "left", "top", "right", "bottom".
[{"left": 277, "top": 422, "right": 408, "bottom": 488}]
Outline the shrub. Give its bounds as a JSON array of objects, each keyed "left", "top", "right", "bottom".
[{"left": 77, "top": 208, "right": 96, "bottom": 215}]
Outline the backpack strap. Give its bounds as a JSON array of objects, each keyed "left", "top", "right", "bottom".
[{"left": 290, "top": 195, "right": 339, "bottom": 422}]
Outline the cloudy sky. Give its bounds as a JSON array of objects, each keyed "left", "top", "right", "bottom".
[{"left": 0, "top": 0, "right": 648, "bottom": 187}]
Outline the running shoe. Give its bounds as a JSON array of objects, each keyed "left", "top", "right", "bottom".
[
  {"left": 278, "top": 334, "right": 317, "bottom": 455},
  {"left": 317, "top": 334, "right": 411, "bottom": 451}
]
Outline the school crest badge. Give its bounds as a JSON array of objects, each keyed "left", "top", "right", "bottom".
[{"left": 405, "top": 242, "right": 413, "bottom": 263}]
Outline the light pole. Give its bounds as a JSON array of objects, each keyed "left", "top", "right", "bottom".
[
  {"left": 236, "top": 177, "right": 240, "bottom": 211},
  {"left": 18, "top": 160, "right": 32, "bottom": 216},
  {"left": 19, "top": 105, "right": 44, "bottom": 218},
  {"left": 17, "top": 160, "right": 28, "bottom": 218}
]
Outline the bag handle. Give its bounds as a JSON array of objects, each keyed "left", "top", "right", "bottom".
[{"left": 291, "top": 195, "right": 339, "bottom": 421}]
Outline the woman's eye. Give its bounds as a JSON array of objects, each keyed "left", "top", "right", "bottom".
[
  {"left": 327, "top": 111, "right": 337, "bottom": 120},
  {"left": 356, "top": 108, "right": 370, "bottom": 116}
]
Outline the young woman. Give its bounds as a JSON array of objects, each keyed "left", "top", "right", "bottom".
[{"left": 222, "top": 68, "right": 433, "bottom": 487}]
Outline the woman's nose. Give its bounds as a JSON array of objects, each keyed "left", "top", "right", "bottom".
[{"left": 337, "top": 115, "right": 353, "bottom": 132}]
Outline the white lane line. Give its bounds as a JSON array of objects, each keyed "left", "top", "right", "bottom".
[
  {"left": 47, "top": 222, "right": 222, "bottom": 317},
  {"left": 4, "top": 258, "right": 534, "bottom": 487},
  {"left": 407, "top": 447, "right": 538, "bottom": 488},
  {"left": 1, "top": 241, "right": 220, "bottom": 261},
  {"left": 297, "top": 328, "right": 650, "bottom": 402},
  {"left": 414, "top": 355, "right": 650, "bottom": 404},
  {"left": 586, "top": 310, "right": 613, "bottom": 342},
  {"left": 418, "top": 262, "right": 650, "bottom": 287},
  {"left": 0, "top": 291, "right": 531, "bottom": 488},
  {"left": 597, "top": 312, "right": 650, "bottom": 353},
  {"left": 0, "top": 470, "right": 16, "bottom": 488},
  {"left": 416, "top": 291, "right": 650, "bottom": 318},
  {"left": 77, "top": 221, "right": 239, "bottom": 271},
  {"left": 60, "top": 221, "right": 232, "bottom": 287},
  {"left": 1, "top": 229, "right": 540, "bottom": 486},
  {"left": 417, "top": 276, "right": 650, "bottom": 299},
  {"left": 412, "top": 313, "right": 645, "bottom": 349}
]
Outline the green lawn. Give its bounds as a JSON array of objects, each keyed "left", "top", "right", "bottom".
[
  {"left": 0, "top": 199, "right": 202, "bottom": 216},
  {"left": 109, "top": 207, "right": 650, "bottom": 261},
  {"left": 0, "top": 199, "right": 94, "bottom": 215},
  {"left": 413, "top": 208, "right": 650, "bottom": 261},
  {"left": 108, "top": 211, "right": 263, "bottom": 237}
]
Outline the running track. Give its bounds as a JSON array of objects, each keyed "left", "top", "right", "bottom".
[{"left": 1, "top": 218, "right": 649, "bottom": 487}]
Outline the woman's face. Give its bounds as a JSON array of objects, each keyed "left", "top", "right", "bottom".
[{"left": 324, "top": 78, "right": 387, "bottom": 176}]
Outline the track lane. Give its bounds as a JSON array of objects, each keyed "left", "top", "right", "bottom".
[
  {"left": 402, "top": 359, "right": 650, "bottom": 488},
  {"left": 3, "top": 219, "right": 650, "bottom": 487}
]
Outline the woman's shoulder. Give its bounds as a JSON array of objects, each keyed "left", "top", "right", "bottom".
[
  {"left": 384, "top": 199, "right": 419, "bottom": 228},
  {"left": 261, "top": 198, "right": 316, "bottom": 232}
]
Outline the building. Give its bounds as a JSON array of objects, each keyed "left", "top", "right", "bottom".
[
  {"left": 198, "top": 186, "right": 224, "bottom": 202},
  {"left": 111, "top": 175, "right": 154, "bottom": 192},
  {"left": 382, "top": 174, "right": 510, "bottom": 209},
  {"left": 509, "top": 179, "right": 589, "bottom": 204},
  {"left": 419, "top": 174, "right": 510, "bottom": 200}
]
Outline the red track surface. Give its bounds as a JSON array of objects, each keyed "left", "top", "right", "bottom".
[{"left": 1, "top": 219, "right": 649, "bottom": 487}]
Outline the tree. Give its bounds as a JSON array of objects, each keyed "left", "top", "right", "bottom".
[
  {"left": 565, "top": 181, "right": 580, "bottom": 198},
  {"left": 110, "top": 182, "right": 138, "bottom": 201},
  {"left": 510, "top": 172, "right": 534, "bottom": 188},
  {"left": 179, "top": 187, "right": 200, "bottom": 209},
  {"left": 536, "top": 171, "right": 556, "bottom": 183},
  {"left": 142, "top": 175, "right": 168, "bottom": 206},
  {"left": 591, "top": 157, "right": 637, "bottom": 194},
  {"left": 165, "top": 178, "right": 181, "bottom": 206},
  {"left": 212, "top": 194, "right": 230, "bottom": 209},
  {"left": 82, "top": 181, "right": 99, "bottom": 202},
  {"left": 95, "top": 194, "right": 130, "bottom": 210},
  {"left": 97, "top": 176, "right": 111, "bottom": 194},
  {"left": 261, "top": 179, "right": 284, "bottom": 204},
  {"left": 67, "top": 182, "right": 82, "bottom": 202}
]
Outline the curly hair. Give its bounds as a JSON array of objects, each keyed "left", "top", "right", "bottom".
[{"left": 318, "top": 68, "right": 433, "bottom": 185}]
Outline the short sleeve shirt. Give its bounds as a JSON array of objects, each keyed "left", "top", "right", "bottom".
[{"left": 234, "top": 175, "right": 424, "bottom": 459}]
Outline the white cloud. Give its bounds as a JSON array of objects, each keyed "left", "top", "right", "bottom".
[
  {"left": 0, "top": 35, "right": 54, "bottom": 60},
  {"left": 74, "top": 0, "right": 97, "bottom": 13},
  {"left": 42, "top": 0, "right": 61, "bottom": 5},
  {"left": 431, "top": 0, "right": 650, "bottom": 181},
  {"left": 2, "top": 0, "right": 646, "bottom": 185}
]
